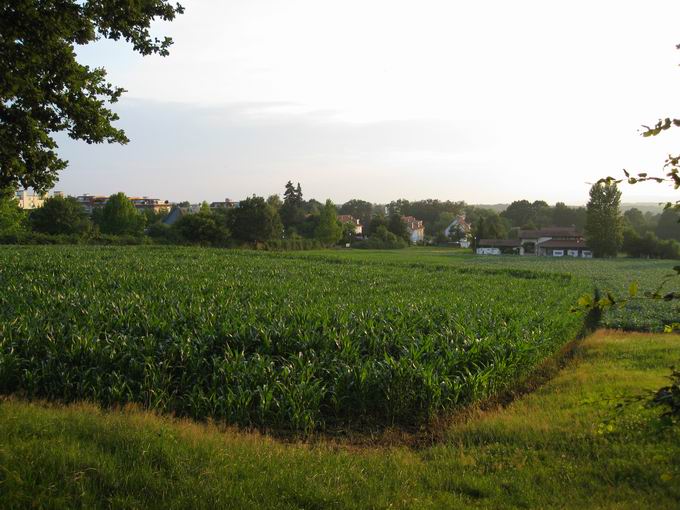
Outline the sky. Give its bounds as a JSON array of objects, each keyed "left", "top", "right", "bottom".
[{"left": 54, "top": 0, "right": 680, "bottom": 205}]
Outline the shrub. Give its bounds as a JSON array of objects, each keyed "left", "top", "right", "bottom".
[{"left": 623, "top": 229, "right": 680, "bottom": 259}]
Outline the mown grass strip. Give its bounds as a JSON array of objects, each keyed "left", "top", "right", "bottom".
[{"left": 1, "top": 331, "right": 678, "bottom": 509}]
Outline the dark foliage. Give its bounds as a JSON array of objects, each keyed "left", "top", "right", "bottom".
[
  {"left": 0, "top": 1, "right": 183, "bottom": 192},
  {"left": 29, "top": 195, "right": 91, "bottom": 235}
]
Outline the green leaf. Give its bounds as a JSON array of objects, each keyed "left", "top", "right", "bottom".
[
  {"left": 577, "top": 294, "right": 593, "bottom": 307},
  {"left": 629, "top": 281, "right": 638, "bottom": 298}
]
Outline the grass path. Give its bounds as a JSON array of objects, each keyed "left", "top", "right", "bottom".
[{"left": 1, "top": 330, "right": 679, "bottom": 509}]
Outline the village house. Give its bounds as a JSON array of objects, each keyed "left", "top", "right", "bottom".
[
  {"left": 336, "top": 214, "right": 363, "bottom": 235},
  {"left": 402, "top": 215, "right": 425, "bottom": 243},
  {"left": 444, "top": 214, "right": 472, "bottom": 247},
  {"left": 476, "top": 226, "right": 592, "bottom": 257},
  {"left": 162, "top": 204, "right": 204, "bottom": 226}
]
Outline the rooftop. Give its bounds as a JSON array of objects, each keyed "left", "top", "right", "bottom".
[{"left": 519, "top": 227, "right": 581, "bottom": 239}]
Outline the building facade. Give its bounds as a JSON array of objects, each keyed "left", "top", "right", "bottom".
[
  {"left": 402, "top": 216, "right": 425, "bottom": 243},
  {"left": 444, "top": 214, "right": 472, "bottom": 247},
  {"left": 76, "top": 194, "right": 170, "bottom": 215},
  {"left": 337, "top": 214, "right": 363, "bottom": 235},
  {"left": 477, "top": 227, "right": 592, "bottom": 257},
  {"left": 210, "top": 198, "right": 239, "bottom": 210}
]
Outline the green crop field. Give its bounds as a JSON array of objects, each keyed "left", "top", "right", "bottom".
[
  {"left": 296, "top": 248, "right": 679, "bottom": 332},
  {"left": 0, "top": 245, "right": 589, "bottom": 432}
]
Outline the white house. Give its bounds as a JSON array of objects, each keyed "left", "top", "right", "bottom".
[
  {"left": 337, "top": 214, "right": 363, "bottom": 235},
  {"left": 402, "top": 216, "right": 425, "bottom": 243},
  {"left": 444, "top": 214, "right": 472, "bottom": 248}
]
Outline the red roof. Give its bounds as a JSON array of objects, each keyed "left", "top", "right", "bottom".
[
  {"left": 401, "top": 216, "right": 423, "bottom": 230},
  {"left": 519, "top": 227, "right": 580, "bottom": 238},
  {"left": 337, "top": 214, "right": 360, "bottom": 225}
]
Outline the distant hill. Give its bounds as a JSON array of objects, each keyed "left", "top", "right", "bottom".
[
  {"left": 471, "top": 202, "right": 668, "bottom": 215},
  {"left": 470, "top": 204, "right": 510, "bottom": 213},
  {"left": 620, "top": 203, "right": 668, "bottom": 214}
]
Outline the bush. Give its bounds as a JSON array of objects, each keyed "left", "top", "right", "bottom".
[
  {"left": 623, "top": 229, "right": 680, "bottom": 259},
  {"left": 29, "top": 196, "right": 92, "bottom": 235},
  {"left": 171, "top": 213, "right": 230, "bottom": 246},
  {"left": 353, "top": 225, "right": 408, "bottom": 249}
]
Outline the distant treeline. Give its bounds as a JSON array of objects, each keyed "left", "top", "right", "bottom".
[{"left": 1, "top": 184, "right": 678, "bottom": 257}]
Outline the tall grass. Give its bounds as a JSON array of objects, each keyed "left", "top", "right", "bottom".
[{"left": 0, "top": 246, "right": 588, "bottom": 431}]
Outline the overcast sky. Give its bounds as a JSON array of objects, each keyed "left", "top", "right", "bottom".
[{"left": 55, "top": 0, "right": 680, "bottom": 205}]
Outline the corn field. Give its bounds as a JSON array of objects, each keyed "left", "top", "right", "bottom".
[{"left": 0, "top": 246, "right": 589, "bottom": 431}]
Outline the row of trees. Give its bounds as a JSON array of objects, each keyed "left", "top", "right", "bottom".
[
  {"left": 3, "top": 180, "right": 678, "bottom": 257},
  {"left": 584, "top": 182, "right": 680, "bottom": 259},
  {"left": 0, "top": 191, "right": 159, "bottom": 238},
  {"left": 500, "top": 200, "right": 587, "bottom": 231},
  {"left": 0, "top": 187, "right": 352, "bottom": 247}
]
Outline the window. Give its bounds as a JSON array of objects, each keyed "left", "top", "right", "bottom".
[{"left": 552, "top": 250, "right": 564, "bottom": 257}]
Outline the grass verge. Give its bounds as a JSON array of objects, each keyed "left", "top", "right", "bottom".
[{"left": 1, "top": 330, "right": 679, "bottom": 509}]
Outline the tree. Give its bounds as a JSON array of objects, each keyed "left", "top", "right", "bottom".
[
  {"left": 501, "top": 200, "right": 534, "bottom": 227},
  {"left": 655, "top": 208, "right": 680, "bottom": 242},
  {"left": 314, "top": 199, "right": 342, "bottom": 245},
  {"left": 29, "top": 195, "right": 91, "bottom": 235},
  {"left": 532, "top": 200, "right": 553, "bottom": 227},
  {"left": 280, "top": 181, "right": 305, "bottom": 232},
  {"left": 388, "top": 214, "right": 410, "bottom": 243},
  {"left": 585, "top": 182, "right": 623, "bottom": 257},
  {"left": 484, "top": 215, "right": 507, "bottom": 239},
  {"left": 387, "top": 199, "right": 409, "bottom": 217},
  {"left": 141, "top": 207, "right": 167, "bottom": 226},
  {"left": 387, "top": 198, "right": 465, "bottom": 235},
  {"left": 339, "top": 199, "right": 374, "bottom": 228},
  {"left": 623, "top": 228, "right": 680, "bottom": 259},
  {"left": 173, "top": 211, "right": 230, "bottom": 246},
  {"left": 552, "top": 202, "right": 573, "bottom": 227},
  {"left": 470, "top": 209, "right": 508, "bottom": 244},
  {"left": 1, "top": 1, "right": 184, "bottom": 193},
  {"left": 303, "top": 198, "right": 323, "bottom": 215},
  {"left": 623, "top": 208, "right": 649, "bottom": 235},
  {"left": 340, "top": 220, "right": 358, "bottom": 244},
  {"left": 0, "top": 190, "right": 26, "bottom": 235},
  {"left": 229, "top": 196, "right": 281, "bottom": 243},
  {"left": 367, "top": 215, "right": 389, "bottom": 237},
  {"left": 97, "top": 192, "right": 145, "bottom": 236},
  {"left": 432, "top": 211, "right": 456, "bottom": 242},
  {"left": 266, "top": 194, "right": 283, "bottom": 211}
]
